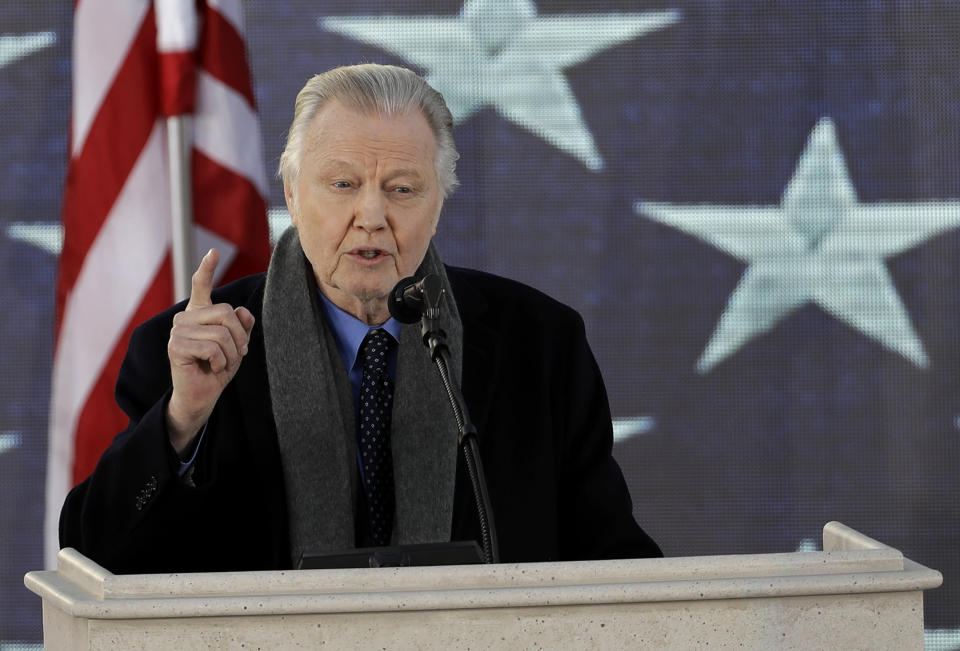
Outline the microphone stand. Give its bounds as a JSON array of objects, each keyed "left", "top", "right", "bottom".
[{"left": 418, "top": 277, "right": 500, "bottom": 564}]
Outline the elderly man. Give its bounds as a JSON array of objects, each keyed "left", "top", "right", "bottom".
[{"left": 60, "top": 64, "right": 661, "bottom": 573}]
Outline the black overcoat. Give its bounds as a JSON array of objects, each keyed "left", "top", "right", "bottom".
[{"left": 60, "top": 266, "right": 661, "bottom": 573}]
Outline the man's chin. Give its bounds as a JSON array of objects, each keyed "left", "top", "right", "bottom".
[
  {"left": 342, "top": 283, "right": 393, "bottom": 305},
  {"left": 323, "top": 272, "right": 398, "bottom": 310}
]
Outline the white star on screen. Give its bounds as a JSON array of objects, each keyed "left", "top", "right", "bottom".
[
  {"left": 636, "top": 118, "right": 960, "bottom": 373},
  {"left": 2, "top": 32, "right": 59, "bottom": 257},
  {"left": 0, "top": 431, "right": 21, "bottom": 457},
  {"left": 322, "top": 0, "right": 680, "bottom": 169},
  {"left": 0, "top": 32, "right": 56, "bottom": 68}
]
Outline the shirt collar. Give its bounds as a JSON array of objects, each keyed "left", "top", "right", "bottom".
[{"left": 317, "top": 290, "right": 402, "bottom": 371}]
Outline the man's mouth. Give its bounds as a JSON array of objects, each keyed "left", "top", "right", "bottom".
[{"left": 351, "top": 248, "right": 388, "bottom": 260}]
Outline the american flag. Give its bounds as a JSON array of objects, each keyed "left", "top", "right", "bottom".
[{"left": 45, "top": 0, "right": 270, "bottom": 570}]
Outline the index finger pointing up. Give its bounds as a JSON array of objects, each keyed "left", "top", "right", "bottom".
[{"left": 187, "top": 249, "right": 219, "bottom": 310}]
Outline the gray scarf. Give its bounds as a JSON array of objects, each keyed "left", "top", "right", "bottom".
[{"left": 262, "top": 227, "right": 462, "bottom": 562}]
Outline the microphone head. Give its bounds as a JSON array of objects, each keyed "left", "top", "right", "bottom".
[{"left": 388, "top": 276, "right": 423, "bottom": 324}]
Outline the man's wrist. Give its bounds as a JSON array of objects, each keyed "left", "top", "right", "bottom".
[{"left": 166, "top": 401, "right": 207, "bottom": 455}]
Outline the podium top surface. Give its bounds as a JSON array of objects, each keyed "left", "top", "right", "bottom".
[{"left": 24, "top": 522, "right": 942, "bottom": 620}]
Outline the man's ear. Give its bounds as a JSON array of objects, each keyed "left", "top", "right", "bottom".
[
  {"left": 284, "top": 180, "right": 299, "bottom": 229},
  {"left": 430, "top": 200, "right": 443, "bottom": 236}
]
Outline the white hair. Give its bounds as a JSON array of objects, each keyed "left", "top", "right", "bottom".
[{"left": 278, "top": 63, "right": 459, "bottom": 198}]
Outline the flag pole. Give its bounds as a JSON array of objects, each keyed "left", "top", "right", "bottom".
[
  {"left": 167, "top": 114, "right": 193, "bottom": 302},
  {"left": 157, "top": 0, "right": 199, "bottom": 302}
]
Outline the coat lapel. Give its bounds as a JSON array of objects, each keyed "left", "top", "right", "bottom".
[{"left": 449, "top": 269, "right": 502, "bottom": 441}]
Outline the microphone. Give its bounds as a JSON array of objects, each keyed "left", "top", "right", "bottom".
[
  {"left": 388, "top": 274, "right": 443, "bottom": 323},
  {"left": 388, "top": 273, "right": 499, "bottom": 562}
]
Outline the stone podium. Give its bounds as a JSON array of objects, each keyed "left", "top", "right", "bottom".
[{"left": 25, "top": 522, "right": 941, "bottom": 649}]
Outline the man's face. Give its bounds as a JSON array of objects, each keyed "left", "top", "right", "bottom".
[{"left": 285, "top": 100, "right": 443, "bottom": 324}]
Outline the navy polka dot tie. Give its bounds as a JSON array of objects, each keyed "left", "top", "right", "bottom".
[{"left": 358, "top": 329, "right": 395, "bottom": 546}]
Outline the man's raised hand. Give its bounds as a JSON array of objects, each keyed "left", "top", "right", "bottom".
[{"left": 166, "top": 249, "right": 255, "bottom": 453}]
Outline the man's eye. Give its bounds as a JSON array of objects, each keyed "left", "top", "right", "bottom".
[
  {"left": 393, "top": 186, "right": 412, "bottom": 194},
  {"left": 333, "top": 181, "right": 351, "bottom": 189}
]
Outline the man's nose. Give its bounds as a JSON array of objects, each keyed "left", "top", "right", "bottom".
[{"left": 353, "top": 186, "right": 387, "bottom": 232}]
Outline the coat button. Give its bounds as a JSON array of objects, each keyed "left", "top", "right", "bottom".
[{"left": 135, "top": 475, "right": 159, "bottom": 510}]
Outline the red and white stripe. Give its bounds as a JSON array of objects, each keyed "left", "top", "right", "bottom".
[
  {"left": 156, "top": 0, "right": 199, "bottom": 116},
  {"left": 46, "top": 0, "right": 271, "bottom": 568}
]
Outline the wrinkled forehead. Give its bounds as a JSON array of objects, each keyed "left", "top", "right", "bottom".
[{"left": 301, "top": 100, "right": 439, "bottom": 170}]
